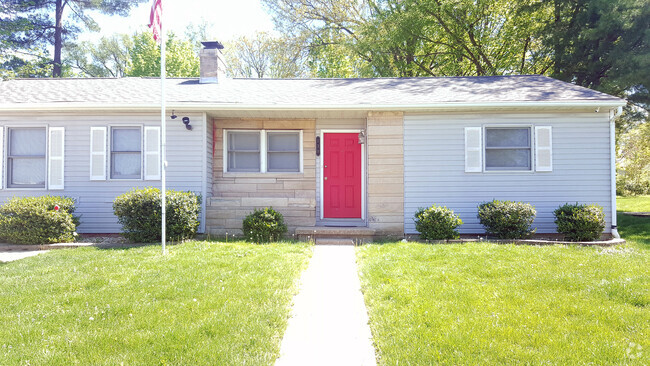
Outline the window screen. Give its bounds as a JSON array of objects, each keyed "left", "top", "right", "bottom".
[
  {"left": 111, "top": 127, "right": 141, "bottom": 179},
  {"left": 227, "top": 131, "right": 261, "bottom": 172},
  {"left": 485, "top": 127, "right": 531, "bottom": 171},
  {"left": 7, "top": 127, "right": 46, "bottom": 188},
  {"left": 267, "top": 132, "right": 300, "bottom": 172}
]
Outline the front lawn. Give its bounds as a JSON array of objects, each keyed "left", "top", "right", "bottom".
[
  {"left": 617, "top": 195, "right": 650, "bottom": 212},
  {"left": 0, "top": 241, "right": 311, "bottom": 365},
  {"left": 618, "top": 195, "right": 650, "bottom": 250},
  {"left": 358, "top": 242, "right": 649, "bottom": 365}
]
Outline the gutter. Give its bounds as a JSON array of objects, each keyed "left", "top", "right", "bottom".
[
  {"left": 0, "top": 100, "right": 627, "bottom": 112},
  {"left": 609, "top": 106, "right": 623, "bottom": 239}
]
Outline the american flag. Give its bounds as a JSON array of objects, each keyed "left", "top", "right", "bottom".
[{"left": 148, "top": 0, "right": 162, "bottom": 43}]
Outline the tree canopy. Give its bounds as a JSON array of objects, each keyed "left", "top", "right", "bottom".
[{"left": 0, "top": 0, "right": 148, "bottom": 77}]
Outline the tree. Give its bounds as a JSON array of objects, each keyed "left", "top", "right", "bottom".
[
  {"left": 224, "top": 32, "right": 308, "bottom": 78},
  {"left": 263, "top": 0, "right": 554, "bottom": 77},
  {"left": 0, "top": 0, "right": 147, "bottom": 77},
  {"left": 617, "top": 120, "right": 650, "bottom": 195},
  {"left": 542, "top": 0, "right": 650, "bottom": 109},
  {"left": 126, "top": 32, "right": 200, "bottom": 77},
  {"left": 65, "top": 34, "right": 132, "bottom": 77}
]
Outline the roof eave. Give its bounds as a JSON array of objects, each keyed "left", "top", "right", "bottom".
[{"left": 0, "top": 100, "right": 627, "bottom": 112}]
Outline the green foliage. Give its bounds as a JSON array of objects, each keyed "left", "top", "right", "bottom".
[
  {"left": 543, "top": 0, "right": 650, "bottom": 108},
  {"left": 126, "top": 32, "right": 200, "bottom": 77},
  {"left": 223, "top": 32, "right": 308, "bottom": 78},
  {"left": 617, "top": 122, "right": 650, "bottom": 195},
  {"left": 65, "top": 34, "right": 132, "bottom": 77},
  {"left": 113, "top": 188, "right": 201, "bottom": 243},
  {"left": 0, "top": 196, "right": 79, "bottom": 245},
  {"left": 477, "top": 200, "right": 537, "bottom": 239},
  {"left": 242, "top": 207, "right": 288, "bottom": 243},
  {"left": 554, "top": 203, "right": 606, "bottom": 241},
  {"left": 0, "top": 0, "right": 147, "bottom": 77},
  {"left": 414, "top": 205, "right": 463, "bottom": 240}
]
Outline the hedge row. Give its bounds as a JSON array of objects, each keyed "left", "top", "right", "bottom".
[{"left": 415, "top": 200, "right": 606, "bottom": 241}]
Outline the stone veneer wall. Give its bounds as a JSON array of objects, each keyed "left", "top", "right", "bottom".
[
  {"left": 366, "top": 112, "right": 405, "bottom": 237},
  {"left": 206, "top": 118, "right": 317, "bottom": 236}
]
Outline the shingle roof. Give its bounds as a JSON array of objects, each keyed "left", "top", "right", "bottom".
[{"left": 0, "top": 75, "right": 624, "bottom": 109}]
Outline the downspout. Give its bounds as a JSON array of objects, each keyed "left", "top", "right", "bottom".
[{"left": 610, "top": 106, "right": 623, "bottom": 239}]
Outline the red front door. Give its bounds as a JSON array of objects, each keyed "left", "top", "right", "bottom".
[{"left": 323, "top": 133, "right": 362, "bottom": 218}]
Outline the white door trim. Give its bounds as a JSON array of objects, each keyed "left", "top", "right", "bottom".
[{"left": 319, "top": 129, "right": 366, "bottom": 220}]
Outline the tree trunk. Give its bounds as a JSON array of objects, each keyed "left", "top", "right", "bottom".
[{"left": 53, "top": 0, "right": 64, "bottom": 77}]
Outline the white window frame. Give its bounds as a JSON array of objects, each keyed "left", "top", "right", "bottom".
[
  {"left": 4, "top": 125, "right": 49, "bottom": 190},
  {"left": 483, "top": 125, "right": 534, "bottom": 173},
  {"left": 223, "top": 129, "right": 303, "bottom": 174},
  {"left": 109, "top": 125, "right": 143, "bottom": 180}
]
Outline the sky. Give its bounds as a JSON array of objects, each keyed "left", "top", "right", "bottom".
[{"left": 79, "top": 0, "right": 276, "bottom": 42}]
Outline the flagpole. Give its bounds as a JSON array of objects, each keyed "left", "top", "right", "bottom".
[{"left": 159, "top": 4, "right": 167, "bottom": 254}]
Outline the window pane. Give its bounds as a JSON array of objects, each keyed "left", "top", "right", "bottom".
[
  {"left": 268, "top": 152, "right": 300, "bottom": 172},
  {"left": 486, "top": 128, "right": 530, "bottom": 148},
  {"left": 9, "top": 128, "right": 46, "bottom": 156},
  {"left": 112, "top": 152, "right": 141, "bottom": 178},
  {"left": 485, "top": 149, "right": 531, "bottom": 170},
  {"left": 9, "top": 158, "right": 46, "bottom": 186},
  {"left": 228, "top": 152, "right": 260, "bottom": 172},
  {"left": 229, "top": 132, "right": 259, "bottom": 151},
  {"left": 268, "top": 132, "right": 299, "bottom": 152},
  {"left": 112, "top": 128, "right": 141, "bottom": 152}
]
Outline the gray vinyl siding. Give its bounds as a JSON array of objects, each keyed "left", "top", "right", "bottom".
[
  {"left": 404, "top": 112, "right": 613, "bottom": 234},
  {"left": 0, "top": 112, "right": 206, "bottom": 234}
]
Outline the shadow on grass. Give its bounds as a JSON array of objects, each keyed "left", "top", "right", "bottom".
[{"left": 617, "top": 212, "right": 650, "bottom": 250}]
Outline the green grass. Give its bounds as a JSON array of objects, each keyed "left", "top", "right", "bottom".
[
  {"left": 617, "top": 195, "right": 650, "bottom": 212},
  {"left": 358, "top": 242, "right": 649, "bottom": 365},
  {"left": 0, "top": 241, "right": 311, "bottom": 365},
  {"left": 618, "top": 195, "right": 650, "bottom": 250}
]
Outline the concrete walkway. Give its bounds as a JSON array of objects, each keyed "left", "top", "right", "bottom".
[
  {"left": 275, "top": 245, "right": 376, "bottom": 366},
  {"left": 0, "top": 250, "right": 47, "bottom": 262}
]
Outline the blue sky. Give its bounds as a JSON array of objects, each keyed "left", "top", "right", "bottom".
[{"left": 80, "top": 0, "right": 275, "bottom": 42}]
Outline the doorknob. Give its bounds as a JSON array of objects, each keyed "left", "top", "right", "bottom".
[
  {"left": 324, "top": 165, "right": 327, "bottom": 168},
  {"left": 324, "top": 177, "right": 328, "bottom": 180}
]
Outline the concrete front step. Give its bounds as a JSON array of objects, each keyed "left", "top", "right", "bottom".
[{"left": 295, "top": 226, "right": 376, "bottom": 244}]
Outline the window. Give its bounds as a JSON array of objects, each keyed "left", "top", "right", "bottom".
[
  {"left": 484, "top": 127, "right": 531, "bottom": 171},
  {"left": 225, "top": 130, "right": 302, "bottom": 173},
  {"left": 111, "top": 127, "right": 141, "bottom": 179},
  {"left": 227, "top": 131, "right": 261, "bottom": 172},
  {"left": 7, "top": 127, "right": 46, "bottom": 188},
  {"left": 267, "top": 132, "right": 300, "bottom": 172}
]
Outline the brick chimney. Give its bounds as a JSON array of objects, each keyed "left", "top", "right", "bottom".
[{"left": 199, "top": 41, "right": 226, "bottom": 84}]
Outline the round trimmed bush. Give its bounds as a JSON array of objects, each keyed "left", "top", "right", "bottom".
[
  {"left": 414, "top": 205, "right": 463, "bottom": 240},
  {"left": 477, "top": 200, "right": 537, "bottom": 239},
  {"left": 0, "top": 196, "right": 79, "bottom": 245},
  {"left": 554, "top": 203, "right": 605, "bottom": 241},
  {"left": 113, "top": 188, "right": 201, "bottom": 243},
  {"left": 242, "top": 207, "right": 287, "bottom": 243}
]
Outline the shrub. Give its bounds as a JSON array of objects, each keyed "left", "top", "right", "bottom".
[
  {"left": 554, "top": 203, "right": 606, "bottom": 241},
  {"left": 113, "top": 188, "right": 201, "bottom": 243},
  {"left": 477, "top": 200, "right": 537, "bottom": 239},
  {"left": 414, "top": 205, "right": 463, "bottom": 240},
  {"left": 0, "top": 196, "right": 79, "bottom": 245},
  {"left": 242, "top": 207, "right": 287, "bottom": 243}
]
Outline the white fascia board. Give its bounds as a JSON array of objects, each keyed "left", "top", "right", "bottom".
[{"left": 0, "top": 100, "right": 627, "bottom": 112}]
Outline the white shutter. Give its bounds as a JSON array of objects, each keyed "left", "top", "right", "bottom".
[
  {"left": 90, "top": 127, "right": 107, "bottom": 180},
  {"left": 535, "top": 126, "right": 553, "bottom": 172},
  {"left": 144, "top": 126, "right": 161, "bottom": 180},
  {"left": 48, "top": 127, "right": 65, "bottom": 190},
  {"left": 465, "top": 127, "right": 483, "bottom": 172},
  {"left": 0, "top": 127, "right": 4, "bottom": 189}
]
